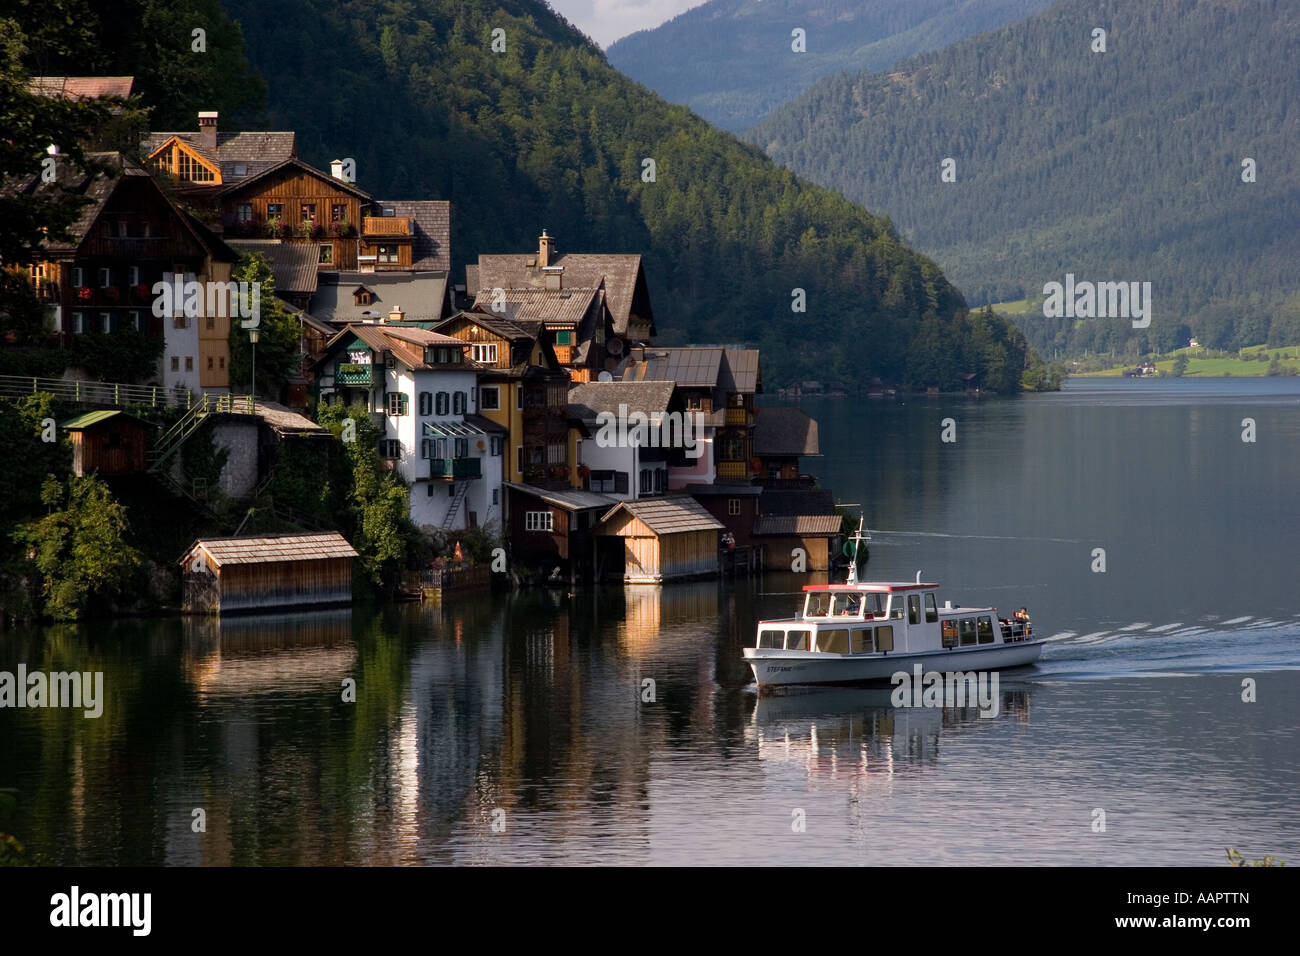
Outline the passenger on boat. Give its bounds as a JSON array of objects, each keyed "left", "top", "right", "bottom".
[
  {"left": 843, "top": 596, "right": 861, "bottom": 616},
  {"left": 1014, "top": 607, "right": 1030, "bottom": 621}
]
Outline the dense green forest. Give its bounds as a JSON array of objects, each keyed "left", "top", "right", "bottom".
[
  {"left": 607, "top": 0, "right": 1052, "bottom": 132},
  {"left": 751, "top": 0, "right": 1300, "bottom": 358},
  {"left": 211, "top": 0, "right": 1039, "bottom": 390}
]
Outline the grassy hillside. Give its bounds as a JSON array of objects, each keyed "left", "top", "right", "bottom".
[
  {"left": 751, "top": 0, "right": 1300, "bottom": 357},
  {"left": 213, "top": 0, "right": 1035, "bottom": 390},
  {"left": 606, "top": 0, "right": 1052, "bottom": 132}
]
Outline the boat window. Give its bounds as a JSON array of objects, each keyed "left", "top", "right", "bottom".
[
  {"left": 925, "top": 592, "right": 938, "bottom": 623},
  {"left": 959, "top": 618, "right": 977, "bottom": 646},
  {"left": 785, "top": 630, "right": 810, "bottom": 651},
  {"left": 908, "top": 594, "right": 920, "bottom": 625},
  {"left": 817, "top": 629, "right": 850, "bottom": 654},
  {"left": 832, "top": 593, "right": 862, "bottom": 617},
  {"left": 889, "top": 596, "right": 904, "bottom": 620},
  {"left": 942, "top": 620, "right": 958, "bottom": 648},
  {"left": 758, "top": 629, "right": 784, "bottom": 649},
  {"left": 874, "top": 625, "right": 894, "bottom": 652},
  {"left": 805, "top": 592, "right": 832, "bottom": 617},
  {"left": 977, "top": 616, "right": 994, "bottom": 644},
  {"left": 850, "top": 628, "right": 872, "bottom": 654}
]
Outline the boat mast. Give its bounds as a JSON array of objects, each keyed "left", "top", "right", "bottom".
[{"left": 846, "top": 515, "right": 870, "bottom": 585}]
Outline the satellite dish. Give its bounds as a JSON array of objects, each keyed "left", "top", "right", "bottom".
[
  {"left": 606, "top": 337, "right": 624, "bottom": 356},
  {"left": 597, "top": 371, "right": 613, "bottom": 382}
]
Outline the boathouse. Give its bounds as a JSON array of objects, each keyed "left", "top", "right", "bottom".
[
  {"left": 751, "top": 514, "right": 844, "bottom": 571},
  {"left": 595, "top": 496, "right": 723, "bottom": 583},
  {"left": 180, "top": 532, "right": 358, "bottom": 614},
  {"left": 62, "top": 410, "right": 154, "bottom": 477}
]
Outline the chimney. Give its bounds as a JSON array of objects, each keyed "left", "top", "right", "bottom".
[
  {"left": 198, "top": 112, "right": 218, "bottom": 152},
  {"left": 330, "top": 159, "right": 345, "bottom": 181},
  {"left": 388, "top": 306, "right": 404, "bottom": 324},
  {"left": 538, "top": 229, "right": 554, "bottom": 269},
  {"left": 543, "top": 266, "right": 563, "bottom": 291}
]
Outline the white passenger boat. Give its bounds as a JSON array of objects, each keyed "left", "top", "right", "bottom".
[{"left": 744, "top": 521, "right": 1044, "bottom": 690}]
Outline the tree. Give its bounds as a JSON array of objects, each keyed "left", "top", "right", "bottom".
[
  {"left": 227, "top": 253, "right": 302, "bottom": 398},
  {"left": 1171, "top": 354, "right": 1189, "bottom": 377},
  {"left": 15, "top": 474, "right": 142, "bottom": 619}
]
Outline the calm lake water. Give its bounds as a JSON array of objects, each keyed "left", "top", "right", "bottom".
[{"left": 2, "top": 378, "right": 1298, "bottom": 865}]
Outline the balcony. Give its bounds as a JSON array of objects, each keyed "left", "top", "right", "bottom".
[
  {"left": 725, "top": 407, "right": 753, "bottom": 426},
  {"left": 717, "top": 461, "right": 751, "bottom": 480},
  {"left": 362, "top": 217, "right": 412, "bottom": 236},
  {"left": 335, "top": 362, "right": 374, "bottom": 386},
  {"left": 430, "top": 457, "right": 481, "bottom": 480}
]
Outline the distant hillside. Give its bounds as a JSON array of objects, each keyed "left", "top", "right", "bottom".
[
  {"left": 211, "top": 0, "right": 1035, "bottom": 390},
  {"left": 606, "top": 0, "right": 1053, "bottom": 131},
  {"left": 751, "top": 0, "right": 1300, "bottom": 354}
]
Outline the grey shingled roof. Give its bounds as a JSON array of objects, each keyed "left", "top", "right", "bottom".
[
  {"left": 142, "top": 130, "right": 296, "bottom": 182},
  {"left": 30, "top": 76, "right": 134, "bottom": 100},
  {"left": 602, "top": 496, "right": 725, "bottom": 535},
  {"left": 568, "top": 381, "right": 675, "bottom": 421},
  {"left": 752, "top": 515, "right": 843, "bottom": 536},
  {"left": 621, "top": 348, "right": 723, "bottom": 387},
  {"left": 228, "top": 240, "right": 320, "bottom": 295},
  {"left": 186, "top": 532, "right": 358, "bottom": 567},
  {"left": 472, "top": 286, "right": 599, "bottom": 326},
  {"left": 754, "top": 406, "right": 820, "bottom": 457},
  {"left": 475, "top": 249, "right": 647, "bottom": 335},
  {"left": 374, "top": 201, "right": 450, "bottom": 272},
  {"left": 504, "top": 482, "right": 619, "bottom": 512},
  {"left": 310, "top": 272, "right": 448, "bottom": 324}
]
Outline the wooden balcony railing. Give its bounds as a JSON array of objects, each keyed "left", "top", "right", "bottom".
[{"left": 362, "top": 217, "right": 412, "bottom": 236}]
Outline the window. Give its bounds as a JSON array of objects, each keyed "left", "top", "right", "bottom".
[
  {"left": 640, "top": 470, "right": 653, "bottom": 494},
  {"left": 874, "top": 625, "right": 894, "bottom": 652},
  {"left": 805, "top": 592, "right": 832, "bottom": 617},
  {"left": 942, "top": 620, "right": 958, "bottom": 649},
  {"left": 208, "top": 356, "right": 214, "bottom": 370},
  {"left": 98, "top": 267, "right": 111, "bottom": 287},
  {"left": 472, "top": 343, "right": 499, "bottom": 364},
  {"left": 435, "top": 391, "right": 449, "bottom": 415},
  {"left": 447, "top": 483, "right": 455, "bottom": 497},
  {"left": 555, "top": 330, "right": 571, "bottom": 345},
  {"left": 185, "top": 356, "right": 194, "bottom": 371},
  {"left": 454, "top": 392, "right": 467, "bottom": 415},
  {"left": 378, "top": 439, "right": 401, "bottom": 459},
  {"left": 490, "top": 436, "right": 503, "bottom": 456},
  {"left": 480, "top": 386, "right": 500, "bottom": 410},
  {"left": 386, "top": 392, "right": 409, "bottom": 416},
  {"left": 71, "top": 267, "right": 84, "bottom": 287},
  {"left": 959, "top": 618, "right": 977, "bottom": 646},
  {"left": 850, "top": 629, "right": 872, "bottom": 654},
  {"left": 233, "top": 164, "right": 247, "bottom": 177},
  {"left": 728, "top": 498, "right": 741, "bottom": 516},
  {"left": 170, "top": 356, "right": 179, "bottom": 371},
  {"left": 378, "top": 245, "right": 398, "bottom": 263},
  {"left": 547, "top": 442, "right": 565, "bottom": 464},
  {"left": 129, "top": 311, "right": 143, "bottom": 332},
  {"left": 301, "top": 203, "right": 316, "bottom": 224},
  {"left": 206, "top": 315, "right": 215, "bottom": 330},
  {"left": 925, "top": 592, "right": 938, "bottom": 623},
  {"left": 354, "top": 290, "right": 372, "bottom": 306},
  {"left": 654, "top": 469, "right": 665, "bottom": 494},
  {"left": 421, "top": 438, "right": 433, "bottom": 459},
  {"left": 128, "top": 266, "right": 140, "bottom": 285},
  {"left": 454, "top": 438, "right": 469, "bottom": 458},
  {"left": 816, "top": 629, "right": 850, "bottom": 654},
  {"left": 614, "top": 471, "right": 629, "bottom": 494},
  {"left": 331, "top": 204, "right": 346, "bottom": 223},
  {"left": 978, "top": 616, "right": 995, "bottom": 644},
  {"left": 517, "top": 446, "right": 524, "bottom": 473},
  {"left": 492, "top": 489, "right": 498, "bottom": 505},
  {"left": 237, "top": 203, "right": 253, "bottom": 223},
  {"left": 418, "top": 392, "right": 432, "bottom": 416},
  {"left": 267, "top": 203, "right": 283, "bottom": 220},
  {"left": 219, "top": 356, "right": 225, "bottom": 370},
  {"left": 784, "top": 630, "right": 810, "bottom": 651},
  {"left": 174, "top": 314, "right": 187, "bottom": 329},
  {"left": 525, "top": 511, "right": 553, "bottom": 532},
  {"left": 908, "top": 594, "right": 920, "bottom": 625},
  {"left": 100, "top": 313, "right": 112, "bottom": 332},
  {"left": 319, "top": 245, "right": 333, "bottom": 264},
  {"left": 117, "top": 221, "right": 129, "bottom": 237}
]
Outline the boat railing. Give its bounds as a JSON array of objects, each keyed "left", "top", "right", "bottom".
[{"left": 1001, "top": 619, "right": 1033, "bottom": 642}]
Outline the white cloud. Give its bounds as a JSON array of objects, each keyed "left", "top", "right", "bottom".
[{"left": 548, "top": 0, "right": 708, "bottom": 48}]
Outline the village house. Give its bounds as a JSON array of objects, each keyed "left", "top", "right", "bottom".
[
  {"left": 314, "top": 317, "right": 505, "bottom": 532},
  {"left": 753, "top": 405, "right": 820, "bottom": 488},
  {"left": 568, "top": 380, "right": 677, "bottom": 500},
  {"left": 469, "top": 231, "right": 655, "bottom": 382}
]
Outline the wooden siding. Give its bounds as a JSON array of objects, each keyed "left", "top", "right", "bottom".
[
  {"left": 219, "top": 166, "right": 363, "bottom": 270},
  {"left": 183, "top": 556, "right": 354, "bottom": 614},
  {"left": 70, "top": 421, "right": 149, "bottom": 476},
  {"left": 759, "top": 535, "right": 830, "bottom": 572},
  {"left": 598, "top": 511, "right": 718, "bottom": 583}
]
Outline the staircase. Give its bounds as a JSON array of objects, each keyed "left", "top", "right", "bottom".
[
  {"left": 146, "top": 394, "right": 211, "bottom": 471},
  {"left": 442, "top": 481, "right": 471, "bottom": 531}
]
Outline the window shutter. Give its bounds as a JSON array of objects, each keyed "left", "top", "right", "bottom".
[
  {"left": 419, "top": 391, "right": 432, "bottom": 416},
  {"left": 436, "top": 391, "right": 448, "bottom": 415},
  {"left": 615, "top": 472, "right": 629, "bottom": 494},
  {"left": 453, "top": 391, "right": 465, "bottom": 414}
]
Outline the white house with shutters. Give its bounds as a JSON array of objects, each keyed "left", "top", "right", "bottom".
[{"left": 314, "top": 320, "right": 506, "bottom": 533}]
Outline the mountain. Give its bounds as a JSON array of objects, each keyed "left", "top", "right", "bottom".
[
  {"left": 750, "top": 0, "right": 1300, "bottom": 355},
  {"left": 606, "top": 0, "right": 1054, "bottom": 132},
  {"left": 208, "top": 0, "right": 1034, "bottom": 390}
]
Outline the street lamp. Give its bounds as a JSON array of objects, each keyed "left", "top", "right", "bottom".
[{"left": 249, "top": 328, "right": 259, "bottom": 407}]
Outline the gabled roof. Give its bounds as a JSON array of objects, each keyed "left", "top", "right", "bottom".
[
  {"left": 327, "top": 323, "right": 468, "bottom": 372},
  {"left": 373, "top": 201, "right": 451, "bottom": 271},
  {"left": 472, "top": 286, "right": 600, "bottom": 327},
  {"left": 29, "top": 76, "right": 134, "bottom": 100},
  {"left": 183, "top": 532, "right": 358, "bottom": 567},
  {"left": 752, "top": 515, "right": 843, "bottom": 537},
  {"left": 568, "top": 381, "right": 675, "bottom": 422},
  {"left": 61, "top": 410, "right": 152, "bottom": 430},
  {"left": 436, "top": 309, "right": 540, "bottom": 343},
  {"left": 474, "top": 250, "right": 650, "bottom": 336},
  {"left": 227, "top": 240, "right": 321, "bottom": 296},
  {"left": 503, "top": 482, "right": 619, "bottom": 512},
  {"left": 754, "top": 406, "right": 819, "bottom": 457},
  {"left": 143, "top": 130, "right": 296, "bottom": 182},
  {"left": 601, "top": 496, "right": 724, "bottom": 535},
  {"left": 310, "top": 271, "right": 448, "bottom": 324},
  {"left": 213, "top": 157, "right": 370, "bottom": 200}
]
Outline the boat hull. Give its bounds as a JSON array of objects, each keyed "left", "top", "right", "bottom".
[{"left": 744, "top": 641, "right": 1045, "bottom": 690}]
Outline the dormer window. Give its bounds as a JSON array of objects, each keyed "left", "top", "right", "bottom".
[
  {"left": 233, "top": 164, "right": 247, "bottom": 177},
  {"left": 353, "top": 286, "right": 373, "bottom": 306}
]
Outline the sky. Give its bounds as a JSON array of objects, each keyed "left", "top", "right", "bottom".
[{"left": 547, "top": 0, "right": 707, "bottom": 48}]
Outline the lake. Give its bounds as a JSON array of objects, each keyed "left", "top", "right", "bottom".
[{"left": 2, "top": 378, "right": 1298, "bottom": 865}]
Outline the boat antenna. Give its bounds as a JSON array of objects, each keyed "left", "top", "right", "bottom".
[{"left": 846, "top": 515, "right": 871, "bottom": 585}]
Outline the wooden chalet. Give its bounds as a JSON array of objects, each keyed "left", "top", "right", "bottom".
[
  {"left": 595, "top": 496, "right": 724, "bottom": 584},
  {"left": 469, "top": 231, "right": 655, "bottom": 382},
  {"left": 503, "top": 483, "right": 619, "bottom": 583},
  {"left": 753, "top": 405, "right": 821, "bottom": 488},
  {"left": 180, "top": 532, "right": 358, "bottom": 614},
  {"left": 62, "top": 410, "right": 155, "bottom": 476}
]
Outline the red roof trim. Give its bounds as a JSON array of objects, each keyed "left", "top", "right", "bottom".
[{"left": 802, "top": 583, "right": 939, "bottom": 592}]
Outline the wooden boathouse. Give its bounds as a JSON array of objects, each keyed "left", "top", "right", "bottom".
[
  {"left": 180, "top": 532, "right": 358, "bottom": 614},
  {"left": 62, "top": 410, "right": 155, "bottom": 477},
  {"left": 595, "top": 497, "right": 723, "bottom": 584}
]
